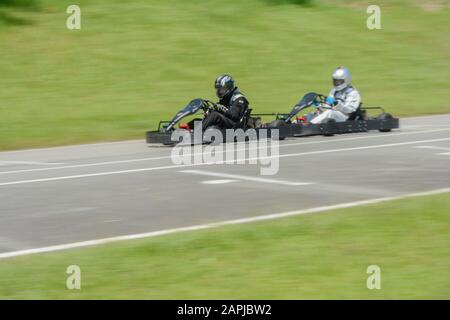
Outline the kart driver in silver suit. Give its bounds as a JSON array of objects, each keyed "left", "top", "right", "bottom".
[{"left": 310, "top": 66, "right": 362, "bottom": 124}]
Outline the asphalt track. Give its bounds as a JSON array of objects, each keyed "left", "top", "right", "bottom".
[{"left": 0, "top": 115, "right": 449, "bottom": 256}]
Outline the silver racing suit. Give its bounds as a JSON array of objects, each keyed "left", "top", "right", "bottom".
[{"left": 311, "top": 86, "right": 361, "bottom": 124}]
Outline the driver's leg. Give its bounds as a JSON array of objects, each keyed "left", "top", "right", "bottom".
[
  {"left": 202, "top": 111, "right": 236, "bottom": 130},
  {"left": 330, "top": 110, "right": 348, "bottom": 122},
  {"left": 311, "top": 110, "right": 348, "bottom": 124},
  {"left": 310, "top": 110, "right": 331, "bottom": 124}
]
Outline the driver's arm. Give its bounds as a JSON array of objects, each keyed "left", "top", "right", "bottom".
[
  {"left": 221, "top": 97, "right": 248, "bottom": 122},
  {"left": 335, "top": 90, "right": 361, "bottom": 115}
]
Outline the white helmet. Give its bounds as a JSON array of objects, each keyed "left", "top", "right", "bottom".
[{"left": 332, "top": 66, "right": 352, "bottom": 91}]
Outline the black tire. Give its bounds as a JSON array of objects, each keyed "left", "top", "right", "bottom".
[
  {"left": 203, "top": 125, "right": 222, "bottom": 144},
  {"left": 267, "top": 119, "right": 288, "bottom": 140},
  {"left": 268, "top": 119, "right": 287, "bottom": 127},
  {"left": 378, "top": 113, "right": 393, "bottom": 132},
  {"left": 246, "top": 117, "right": 262, "bottom": 129}
]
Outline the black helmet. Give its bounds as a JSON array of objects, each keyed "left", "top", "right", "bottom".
[{"left": 215, "top": 74, "right": 235, "bottom": 99}]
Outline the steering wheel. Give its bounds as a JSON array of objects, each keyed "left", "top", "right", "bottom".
[
  {"left": 202, "top": 100, "right": 218, "bottom": 111},
  {"left": 312, "top": 94, "right": 335, "bottom": 110},
  {"left": 314, "top": 94, "right": 327, "bottom": 105}
]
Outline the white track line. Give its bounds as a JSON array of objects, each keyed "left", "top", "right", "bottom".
[
  {"left": 0, "top": 155, "right": 174, "bottom": 175},
  {"left": 0, "top": 139, "right": 143, "bottom": 155},
  {"left": 201, "top": 179, "right": 237, "bottom": 185},
  {"left": 2, "top": 136, "right": 450, "bottom": 187},
  {"left": 181, "top": 170, "right": 313, "bottom": 186},
  {"left": 0, "top": 164, "right": 187, "bottom": 187},
  {"left": 415, "top": 146, "right": 450, "bottom": 156},
  {"left": 415, "top": 146, "right": 450, "bottom": 151},
  {"left": 270, "top": 137, "right": 450, "bottom": 162},
  {"left": 1, "top": 128, "right": 449, "bottom": 175},
  {"left": 0, "top": 161, "right": 65, "bottom": 166},
  {"left": 0, "top": 187, "right": 449, "bottom": 259}
]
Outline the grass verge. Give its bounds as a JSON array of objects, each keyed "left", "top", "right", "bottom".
[
  {"left": 0, "top": 192, "right": 449, "bottom": 299},
  {"left": 0, "top": 0, "right": 449, "bottom": 150}
]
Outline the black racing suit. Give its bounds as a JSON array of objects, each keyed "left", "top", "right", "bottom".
[{"left": 202, "top": 88, "right": 249, "bottom": 131}]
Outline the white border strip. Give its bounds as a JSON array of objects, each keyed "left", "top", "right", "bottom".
[
  {"left": 0, "top": 161, "right": 66, "bottom": 166},
  {"left": 181, "top": 170, "right": 313, "bottom": 186},
  {"left": 0, "top": 187, "right": 449, "bottom": 260}
]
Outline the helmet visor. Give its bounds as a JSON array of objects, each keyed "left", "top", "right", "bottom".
[
  {"left": 215, "top": 85, "right": 229, "bottom": 98},
  {"left": 333, "top": 79, "right": 345, "bottom": 87}
]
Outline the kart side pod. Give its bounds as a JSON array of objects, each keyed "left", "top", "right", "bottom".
[{"left": 282, "top": 114, "right": 399, "bottom": 137}]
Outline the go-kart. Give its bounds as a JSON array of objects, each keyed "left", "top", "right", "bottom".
[
  {"left": 145, "top": 98, "right": 279, "bottom": 145},
  {"left": 262, "top": 92, "right": 399, "bottom": 137},
  {"left": 146, "top": 93, "right": 399, "bottom": 145}
]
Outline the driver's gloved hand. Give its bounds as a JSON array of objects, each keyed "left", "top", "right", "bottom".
[
  {"left": 325, "top": 96, "right": 336, "bottom": 106},
  {"left": 215, "top": 104, "right": 229, "bottom": 113}
]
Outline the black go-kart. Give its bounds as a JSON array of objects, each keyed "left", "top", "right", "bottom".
[
  {"left": 146, "top": 93, "right": 399, "bottom": 145},
  {"left": 145, "top": 98, "right": 276, "bottom": 145},
  {"left": 261, "top": 92, "right": 399, "bottom": 137}
]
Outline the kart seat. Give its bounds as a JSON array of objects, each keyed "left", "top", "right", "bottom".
[
  {"left": 233, "top": 108, "right": 252, "bottom": 129},
  {"left": 347, "top": 103, "right": 364, "bottom": 121}
]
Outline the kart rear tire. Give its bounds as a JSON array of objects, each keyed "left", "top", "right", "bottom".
[
  {"left": 248, "top": 117, "right": 262, "bottom": 129},
  {"left": 378, "top": 113, "right": 393, "bottom": 132},
  {"left": 268, "top": 119, "right": 287, "bottom": 140},
  {"left": 269, "top": 119, "right": 287, "bottom": 127}
]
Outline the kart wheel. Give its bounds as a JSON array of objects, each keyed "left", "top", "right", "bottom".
[
  {"left": 269, "top": 119, "right": 287, "bottom": 127},
  {"left": 378, "top": 113, "right": 393, "bottom": 132},
  {"left": 248, "top": 117, "right": 262, "bottom": 129},
  {"left": 173, "top": 129, "right": 193, "bottom": 145},
  {"left": 204, "top": 125, "right": 223, "bottom": 144},
  {"left": 268, "top": 119, "right": 287, "bottom": 140}
]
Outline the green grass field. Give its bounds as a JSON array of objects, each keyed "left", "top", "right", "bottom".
[
  {"left": 0, "top": 0, "right": 449, "bottom": 150},
  {"left": 0, "top": 192, "right": 449, "bottom": 299}
]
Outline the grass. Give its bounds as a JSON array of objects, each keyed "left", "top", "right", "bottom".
[
  {"left": 0, "top": 0, "right": 449, "bottom": 150},
  {"left": 0, "top": 192, "right": 449, "bottom": 299}
]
